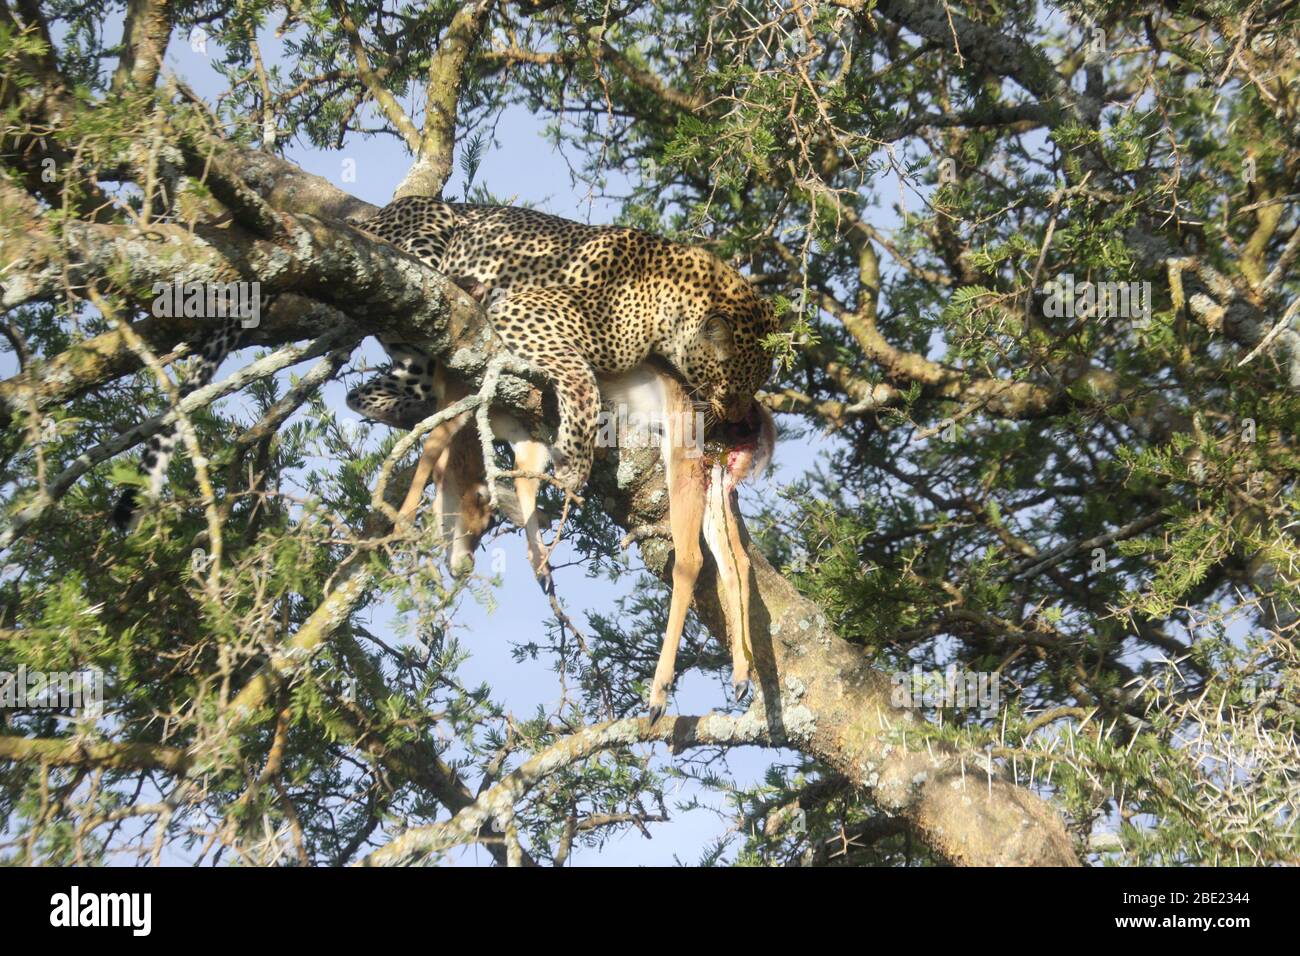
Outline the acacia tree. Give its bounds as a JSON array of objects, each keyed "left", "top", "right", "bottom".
[{"left": 1, "top": 0, "right": 1297, "bottom": 866}]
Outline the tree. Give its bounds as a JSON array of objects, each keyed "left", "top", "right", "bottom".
[{"left": 0, "top": 0, "right": 1296, "bottom": 866}]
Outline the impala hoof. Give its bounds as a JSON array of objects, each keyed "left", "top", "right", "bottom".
[
  {"left": 648, "top": 703, "right": 665, "bottom": 724},
  {"left": 733, "top": 679, "right": 752, "bottom": 703}
]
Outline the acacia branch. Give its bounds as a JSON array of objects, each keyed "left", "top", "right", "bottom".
[
  {"left": 0, "top": 734, "right": 193, "bottom": 774},
  {"left": 0, "top": 325, "right": 354, "bottom": 551},
  {"left": 362, "top": 712, "right": 774, "bottom": 865},
  {"left": 395, "top": 0, "right": 499, "bottom": 199},
  {"left": 110, "top": 0, "right": 174, "bottom": 93},
  {"left": 331, "top": 1, "right": 424, "bottom": 154}
]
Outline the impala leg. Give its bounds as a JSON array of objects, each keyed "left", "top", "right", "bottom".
[
  {"left": 439, "top": 425, "right": 491, "bottom": 576},
  {"left": 398, "top": 416, "right": 463, "bottom": 520},
  {"left": 703, "top": 467, "right": 751, "bottom": 700},
  {"left": 649, "top": 459, "right": 705, "bottom": 723},
  {"left": 511, "top": 438, "right": 553, "bottom": 593},
  {"left": 725, "top": 488, "right": 753, "bottom": 698},
  {"left": 399, "top": 367, "right": 471, "bottom": 522}
]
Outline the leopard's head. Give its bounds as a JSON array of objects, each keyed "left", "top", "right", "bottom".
[{"left": 667, "top": 247, "right": 778, "bottom": 423}]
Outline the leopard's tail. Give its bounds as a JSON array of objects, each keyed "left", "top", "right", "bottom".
[{"left": 112, "top": 320, "right": 246, "bottom": 531}]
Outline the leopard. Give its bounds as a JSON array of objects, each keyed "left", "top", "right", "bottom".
[
  {"left": 346, "top": 198, "right": 779, "bottom": 493},
  {"left": 112, "top": 197, "right": 776, "bottom": 528}
]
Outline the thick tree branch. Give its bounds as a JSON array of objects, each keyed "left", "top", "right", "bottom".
[
  {"left": 110, "top": 0, "right": 174, "bottom": 93},
  {"left": 395, "top": 0, "right": 498, "bottom": 198},
  {"left": 0, "top": 733, "right": 193, "bottom": 774}
]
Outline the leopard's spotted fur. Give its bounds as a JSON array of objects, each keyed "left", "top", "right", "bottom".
[{"left": 349, "top": 198, "right": 777, "bottom": 492}]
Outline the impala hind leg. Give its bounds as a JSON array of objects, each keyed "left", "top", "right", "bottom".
[
  {"left": 398, "top": 366, "right": 472, "bottom": 522},
  {"left": 725, "top": 488, "right": 754, "bottom": 700},
  {"left": 438, "top": 425, "right": 493, "bottom": 576},
  {"left": 703, "top": 466, "right": 752, "bottom": 701},
  {"left": 649, "top": 462, "right": 706, "bottom": 723}
]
